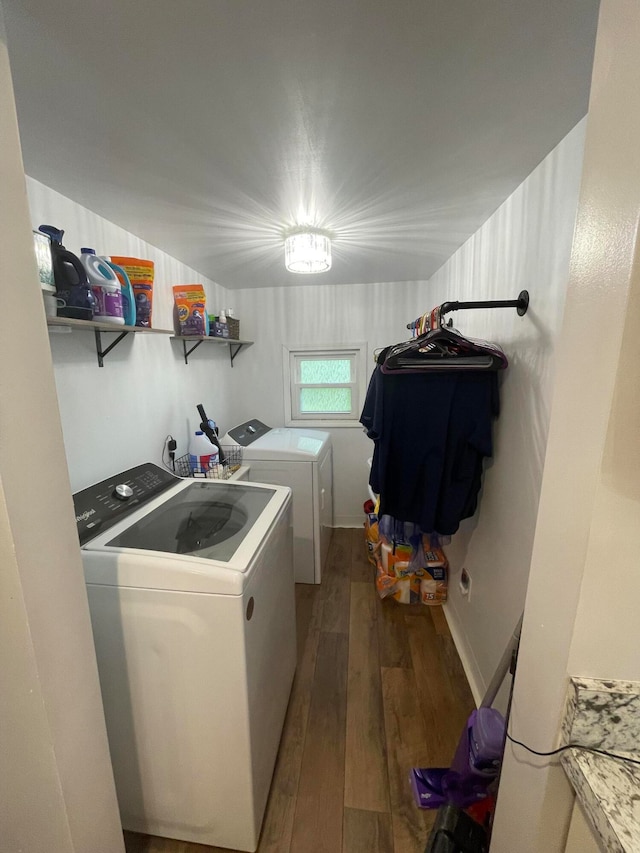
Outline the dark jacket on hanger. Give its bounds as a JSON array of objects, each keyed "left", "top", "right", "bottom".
[{"left": 360, "top": 366, "right": 499, "bottom": 535}]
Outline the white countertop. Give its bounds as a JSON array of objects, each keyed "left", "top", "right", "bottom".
[{"left": 562, "top": 677, "right": 640, "bottom": 852}]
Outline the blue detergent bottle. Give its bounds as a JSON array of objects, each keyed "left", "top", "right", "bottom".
[{"left": 103, "top": 258, "right": 136, "bottom": 326}]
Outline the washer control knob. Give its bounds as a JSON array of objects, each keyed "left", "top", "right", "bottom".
[{"left": 113, "top": 483, "right": 134, "bottom": 501}]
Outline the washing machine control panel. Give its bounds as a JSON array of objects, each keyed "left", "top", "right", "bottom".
[
  {"left": 226, "top": 419, "right": 271, "bottom": 446},
  {"left": 113, "top": 483, "right": 134, "bottom": 501},
  {"left": 73, "top": 463, "right": 178, "bottom": 545}
]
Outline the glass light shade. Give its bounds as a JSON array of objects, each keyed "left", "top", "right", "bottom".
[{"left": 284, "top": 231, "right": 332, "bottom": 274}]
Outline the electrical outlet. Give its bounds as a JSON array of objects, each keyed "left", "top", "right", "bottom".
[{"left": 459, "top": 567, "right": 472, "bottom": 601}]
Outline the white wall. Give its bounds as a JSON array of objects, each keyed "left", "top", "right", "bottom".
[
  {"left": 0, "top": 4, "right": 123, "bottom": 849},
  {"left": 566, "top": 1, "right": 640, "bottom": 685},
  {"left": 491, "top": 2, "right": 640, "bottom": 850},
  {"left": 231, "top": 280, "right": 435, "bottom": 525},
  {"left": 26, "top": 177, "right": 234, "bottom": 491},
  {"left": 233, "top": 121, "right": 586, "bottom": 701},
  {"left": 427, "top": 121, "right": 587, "bottom": 703},
  {"left": 569, "top": 271, "right": 640, "bottom": 677}
]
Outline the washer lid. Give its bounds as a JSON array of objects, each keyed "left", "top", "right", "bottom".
[
  {"left": 221, "top": 426, "right": 331, "bottom": 461},
  {"left": 106, "top": 481, "right": 275, "bottom": 561},
  {"left": 81, "top": 479, "right": 291, "bottom": 594}
]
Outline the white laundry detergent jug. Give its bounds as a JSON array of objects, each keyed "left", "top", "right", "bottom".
[
  {"left": 80, "top": 248, "right": 124, "bottom": 325},
  {"left": 189, "top": 430, "right": 219, "bottom": 475}
]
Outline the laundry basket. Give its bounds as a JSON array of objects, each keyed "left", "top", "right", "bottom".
[{"left": 174, "top": 446, "right": 243, "bottom": 480}]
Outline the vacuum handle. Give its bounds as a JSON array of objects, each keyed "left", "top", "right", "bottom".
[{"left": 197, "top": 404, "right": 226, "bottom": 463}]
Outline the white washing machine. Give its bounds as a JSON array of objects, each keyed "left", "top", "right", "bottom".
[
  {"left": 220, "top": 420, "right": 333, "bottom": 584},
  {"left": 73, "top": 463, "right": 296, "bottom": 852}
]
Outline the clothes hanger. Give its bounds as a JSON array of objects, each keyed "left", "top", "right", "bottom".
[
  {"left": 382, "top": 326, "right": 507, "bottom": 372},
  {"left": 379, "top": 293, "right": 529, "bottom": 373}
]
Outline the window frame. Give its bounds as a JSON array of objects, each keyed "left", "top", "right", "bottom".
[{"left": 283, "top": 343, "right": 368, "bottom": 428}]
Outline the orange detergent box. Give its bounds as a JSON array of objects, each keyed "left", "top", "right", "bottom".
[
  {"left": 110, "top": 256, "right": 155, "bottom": 327},
  {"left": 173, "top": 284, "right": 208, "bottom": 336}
]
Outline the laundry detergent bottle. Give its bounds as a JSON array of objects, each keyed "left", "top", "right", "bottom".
[
  {"left": 38, "top": 225, "right": 97, "bottom": 319},
  {"left": 189, "top": 430, "right": 219, "bottom": 475},
  {"left": 103, "top": 258, "right": 136, "bottom": 326},
  {"left": 80, "top": 248, "right": 124, "bottom": 325}
]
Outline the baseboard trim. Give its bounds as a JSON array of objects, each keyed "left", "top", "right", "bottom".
[
  {"left": 333, "top": 516, "right": 363, "bottom": 528},
  {"left": 442, "top": 603, "right": 485, "bottom": 707}
]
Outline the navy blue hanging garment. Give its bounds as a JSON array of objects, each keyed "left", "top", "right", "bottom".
[{"left": 360, "top": 367, "right": 499, "bottom": 536}]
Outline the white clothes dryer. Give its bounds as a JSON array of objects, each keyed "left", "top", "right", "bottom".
[
  {"left": 220, "top": 420, "right": 333, "bottom": 584},
  {"left": 74, "top": 464, "right": 295, "bottom": 852}
]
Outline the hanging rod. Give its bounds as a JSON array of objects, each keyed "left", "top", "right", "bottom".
[{"left": 407, "top": 290, "right": 529, "bottom": 330}]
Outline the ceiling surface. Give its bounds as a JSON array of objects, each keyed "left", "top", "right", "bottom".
[{"left": 5, "top": 0, "right": 599, "bottom": 289}]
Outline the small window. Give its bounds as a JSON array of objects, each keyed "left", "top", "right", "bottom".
[{"left": 283, "top": 345, "right": 368, "bottom": 427}]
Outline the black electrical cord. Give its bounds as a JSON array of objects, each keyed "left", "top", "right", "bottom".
[
  {"left": 162, "top": 435, "right": 177, "bottom": 472},
  {"left": 501, "top": 637, "right": 639, "bottom": 770},
  {"left": 506, "top": 733, "right": 640, "bottom": 766}
]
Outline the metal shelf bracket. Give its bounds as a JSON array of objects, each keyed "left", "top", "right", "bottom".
[
  {"left": 229, "top": 343, "right": 245, "bottom": 367},
  {"left": 94, "top": 329, "right": 131, "bottom": 367},
  {"left": 179, "top": 338, "right": 250, "bottom": 366},
  {"left": 182, "top": 338, "right": 205, "bottom": 364}
]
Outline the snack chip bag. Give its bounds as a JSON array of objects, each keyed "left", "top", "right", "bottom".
[
  {"left": 419, "top": 563, "right": 448, "bottom": 605},
  {"left": 364, "top": 511, "right": 380, "bottom": 566},
  {"left": 375, "top": 554, "right": 397, "bottom": 599},
  {"left": 375, "top": 534, "right": 447, "bottom": 606},
  {"left": 391, "top": 577, "right": 411, "bottom": 604},
  {"left": 387, "top": 542, "right": 413, "bottom": 578}
]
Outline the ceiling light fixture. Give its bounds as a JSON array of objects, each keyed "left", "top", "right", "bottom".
[{"left": 284, "top": 229, "right": 332, "bottom": 274}]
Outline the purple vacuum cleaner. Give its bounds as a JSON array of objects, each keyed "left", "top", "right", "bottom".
[
  {"left": 411, "top": 614, "right": 522, "bottom": 812},
  {"left": 411, "top": 708, "right": 505, "bottom": 809}
]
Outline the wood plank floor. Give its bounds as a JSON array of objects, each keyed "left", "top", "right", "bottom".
[{"left": 123, "top": 529, "right": 475, "bottom": 853}]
